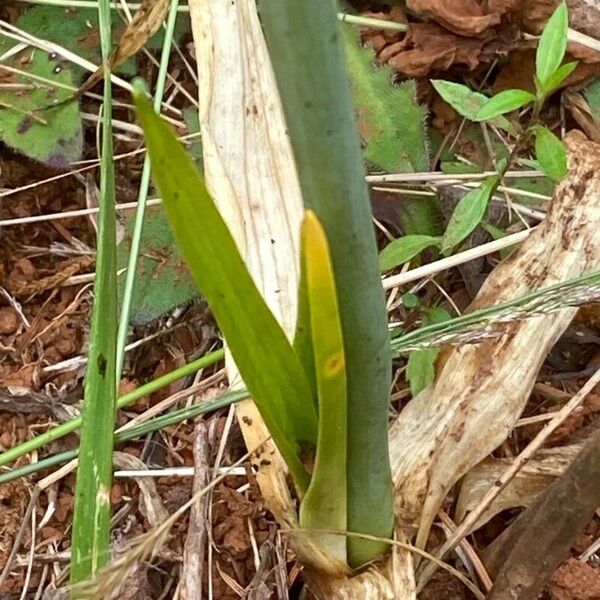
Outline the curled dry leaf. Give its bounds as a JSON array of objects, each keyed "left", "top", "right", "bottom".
[
  {"left": 379, "top": 22, "right": 514, "bottom": 78},
  {"left": 75, "top": 0, "right": 169, "bottom": 96},
  {"left": 406, "top": 0, "right": 501, "bottom": 36},
  {"left": 388, "top": 131, "right": 600, "bottom": 555},
  {"left": 455, "top": 444, "right": 581, "bottom": 531}
]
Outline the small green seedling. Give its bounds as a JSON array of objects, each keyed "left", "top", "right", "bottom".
[{"left": 379, "top": 2, "right": 572, "bottom": 271}]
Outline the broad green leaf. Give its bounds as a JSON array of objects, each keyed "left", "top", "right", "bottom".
[
  {"left": 476, "top": 89, "right": 535, "bottom": 120},
  {"left": 258, "top": 0, "right": 394, "bottom": 567},
  {"left": 431, "top": 80, "right": 513, "bottom": 131},
  {"left": 442, "top": 176, "right": 497, "bottom": 253},
  {"left": 406, "top": 307, "right": 450, "bottom": 396},
  {"left": 402, "top": 292, "right": 420, "bottom": 309},
  {"left": 344, "top": 26, "right": 429, "bottom": 172},
  {"left": 538, "top": 61, "right": 578, "bottom": 98},
  {"left": 536, "top": 1, "right": 568, "bottom": 89},
  {"left": 299, "top": 210, "right": 347, "bottom": 562},
  {"left": 379, "top": 235, "right": 442, "bottom": 271},
  {"left": 535, "top": 126, "right": 568, "bottom": 181},
  {"left": 0, "top": 45, "right": 82, "bottom": 167},
  {"left": 133, "top": 88, "right": 316, "bottom": 492},
  {"left": 117, "top": 206, "right": 198, "bottom": 325}
]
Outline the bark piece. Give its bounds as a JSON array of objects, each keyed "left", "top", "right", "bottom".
[
  {"left": 486, "top": 427, "right": 600, "bottom": 600},
  {"left": 389, "top": 131, "right": 600, "bottom": 554}
]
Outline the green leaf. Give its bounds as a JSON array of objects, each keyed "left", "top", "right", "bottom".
[
  {"left": 117, "top": 206, "right": 198, "bottom": 325},
  {"left": 379, "top": 235, "right": 442, "bottom": 271},
  {"left": 539, "top": 61, "right": 578, "bottom": 98},
  {"left": 70, "top": 0, "right": 116, "bottom": 584},
  {"left": 344, "top": 26, "right": 429, "bottom": 172},
  {"left": 133, "top": 88, "right": 316, "bottom": 493},
  {"left": 258, "top": 0, "right": 394, "bottom": 567},
  {"left": 299, "top": 211, "right": 347, "bottom": 562},
  {"left": 431, "top": 79, "right": 513, "bottom": 131},
  {"left": 476, "top": 89, "right": 535, "bottom": 120},
  {"left": 536, "top": 1, "right": 569, "bottom": 89},
  {"left": 535, "top": 126, "right": 568, "bottom": 181},
  {"left": 442, "top": 176, "right": 497, "bottom": 253},
  {"left": 0, "top": 46, "right": 82, "bottom": 166},
  {"left": 406, "top": 307, "right": 450, "bottom": 396},
  {"left": 402, "top": 292, "right": 420, "bottom": 309}
]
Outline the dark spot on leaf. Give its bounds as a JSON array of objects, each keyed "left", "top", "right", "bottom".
[
  {"left": 97, "top": 354, "right": 107, "bottom": 377},
  {"left": 17, "top": 117, "right": 34, "bottom": 134},
  {"left": 173, "top": 191, "right": 180, "bottom": 200},
  {"left": 242, "top": 416, "right": 252, "bottom": 426}
]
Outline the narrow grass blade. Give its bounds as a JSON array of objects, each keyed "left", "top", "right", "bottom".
[
  {"left": 133, "top": 89, "right": 316, "bottom": 492},
  {"left": 0, "top": 387, "right": 246, "bottom": 485},
  {"left": 258, "top": 0, "right": 394, "bottom": 566},
  {"left": 70, "top": 0, "right": 117, "bottom": 584},
  {"left": 115, "top": 0, "right": 180, "bottom": 378},
  {"left": 299, "top": 211, "right": 347, "bottom": 562},
  {"left": 0, "top": 349, "right": 224, "bottom": 469}
]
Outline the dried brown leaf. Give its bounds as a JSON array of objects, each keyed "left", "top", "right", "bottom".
[
  {"left": 112, "top": 0, "right": 170, "bottom": 68},
  {"left": 406, "top": 0, "right": 501, "bottom": 36}
]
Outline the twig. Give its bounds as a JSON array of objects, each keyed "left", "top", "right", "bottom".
[{"left": 382, "top": 229, "right": 531, "bottom": 289}]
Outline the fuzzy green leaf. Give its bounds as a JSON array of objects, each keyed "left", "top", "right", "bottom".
[
  {"left": 345, "top": 26, "right": 429, "bottom": 172},
  {"left": 442, "top": 176, "right": 497, "bottom": 253},
  {"left": 379, "top": 235, "right": 441, "bottom": 271},
  {"left": 133, "top": 88, "right": 317, "bottom": 492},
  {"left": 117, "top": 207, "right": 198, "bottom": 325},
  {"left": 536, "top": 1, "right": 569, "bottom": 89},
  {"left": 476, "top": 89, "right": 535, "bottom": 120},
  {"left": 535, "top": 126, "right": 568, "bottom": 181},
  {"left": 298, "top": 211, "right": 347, "bottom": 562},
  {"left": 0, "top": 44, "right": 82, "bottom": 167}
]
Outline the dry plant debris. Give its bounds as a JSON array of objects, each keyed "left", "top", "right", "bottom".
[{"left": 1, "top": 0, "right": 600, "bottom": 597}]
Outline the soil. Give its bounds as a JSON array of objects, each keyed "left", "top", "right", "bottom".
[{"left": 1, "top": 0, "right": 600, "bottom": 598}]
